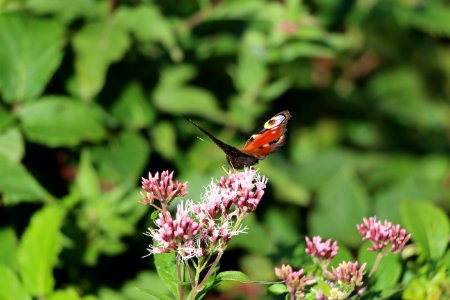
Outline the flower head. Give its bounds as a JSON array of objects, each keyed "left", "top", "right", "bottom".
[
  {"left": 275, "top": 264, "right": 308, "bottom": 299},
  {"left": 216, "top": 168, "right": 267, "bottom": 213},
  {"left": 146, "top": 203, "right": 201, "bottom": 259},
  {"left": 357, "top": 217, "right": 411, "bottom": 253},
  {"left": 325, "top": 261, "right": 366, "bottom": 287},
  {"left": 305, "top": 236, "right": 339, "bottom": 261},
  {"left": 140, "top": 170, "right": 187, "bottom": 207},
  {"left": 144, "top": 169, "right": 267, "bottom": 259}
]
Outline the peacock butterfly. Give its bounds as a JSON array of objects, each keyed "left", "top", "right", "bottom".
[{"left": 187, "top": 110, "right": 292, "bottom": 169}]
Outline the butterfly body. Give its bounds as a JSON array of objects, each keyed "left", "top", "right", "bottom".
[{"left": 188, "top": 110, "right": 291, "bottom": 169}]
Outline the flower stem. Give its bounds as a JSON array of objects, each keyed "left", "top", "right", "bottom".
[
  {"left": 369, "top": 252, "right": 384, "bottom": 278},
  {"left": 176, "top": 256, "right": 183, "bottom": 300}
]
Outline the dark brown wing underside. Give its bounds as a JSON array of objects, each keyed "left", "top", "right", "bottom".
[{"left": 187, "top": 118, "right": 259, "bottom": 169}]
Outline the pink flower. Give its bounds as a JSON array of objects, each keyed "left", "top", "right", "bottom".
[
  {"left": 325, "top": 261, "right": 366, "bottom": 287},
  {"left": 305, "top": 236, "right": 339, "bottom": 260},
  {"left": 140, "top": 170, "right": 187, "bottom": 207},
  {"left": 146, "top": 204, "right": 201, "bottom": 259},
  {"left": 357, "top": 217, "right": 411, "bottom": 253},
  {"left": 216, "top": 168, "right": 267, "bottom": 213},
  {"left": 275, "top": 264, "right": 308, "bottom": 299}
]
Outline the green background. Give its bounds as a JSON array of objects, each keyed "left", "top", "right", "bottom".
[{"left": 0, "top": 0, "right": 449, "bottom": 299}]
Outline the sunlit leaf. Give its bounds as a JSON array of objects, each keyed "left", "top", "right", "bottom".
[
  {"left": 153, "top": 252, "right": 179, "bottom": 298},
  {"left": 0, "top": 13, "right": 64, "bottom": 103},
  {"left": 0, "top": 265, "right": 31, "bottom": 300},
  {"left": 18, "top": 205, "right": 65, "bottom": 296},
  {"left": 401, "top": 201, "right": 449, "bottom": 260}
]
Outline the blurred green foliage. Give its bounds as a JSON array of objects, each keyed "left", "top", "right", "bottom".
[{"left": 0, "top": 0, "right": 449, "bottom": 299}]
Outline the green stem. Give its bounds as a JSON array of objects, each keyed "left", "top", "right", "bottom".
[
  {"left": 369, "top": 252, "right": 384, "bottom": 278},
  {"left": 176, "top": 256, "right": 184, "bottom": 300}
]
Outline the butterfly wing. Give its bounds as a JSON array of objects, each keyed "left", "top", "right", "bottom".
[
  {"left": 241, "top": 110, "right": 292, "bottom": 159},
  {"left": 186, "top": 118, "right": 259, "bottom": 169}
]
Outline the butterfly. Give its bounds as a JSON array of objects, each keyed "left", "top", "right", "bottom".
[{"left": 187, "top": 110, "right": 292, "bottom": 169}]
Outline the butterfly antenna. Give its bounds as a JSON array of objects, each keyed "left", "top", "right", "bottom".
[{"left": 185, "top": 117, "right": 240, "bottom": 154}]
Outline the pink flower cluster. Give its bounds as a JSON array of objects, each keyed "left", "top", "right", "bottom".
[
  {"left": 144, "top": 168, "right": 267, "bottom": 259},
  {"left": 149, "top": 205, "right": 200, "bottom": 254},
  {"left": 216, "top": 168, "right": 267, "bottom": 212},
  {"left": 357, "top": 217, "right": 411, "bottom": 253},
  {"left": 275, "top": 264, "right": 308, "bottom": 300},
  {"left": 305, "top": 236, "right": 338, "bottom": 261},
  {"left": 325, "top": 261, "right": 367, "bottom": 287},
  {"left": 140, "top": 171, "right": 187, "bottom": 207}
]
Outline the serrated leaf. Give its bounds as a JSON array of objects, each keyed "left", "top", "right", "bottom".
[
  {"left": 0, "top": 265, "right": 31, "bottom": 300},
  {"left": 0, "top": 13, "right": 64, "bottom": 103},
  {"left": 0, "top": 127, "right": 24, "bottom": 162},
  {"left": 0, "top": 155, "right": 48, "bottom": 205},
  {"left": 18, "top": 205, "right": 65, "bottom": 296},
  {"left": 401, "top": 201, "right": 449, "bottom": 260},
  {"left": 18, "top": 96, "right": 106, "bottom": 147},
  {"left": 73, "top": 19, "right": 130, "bottom": 101},
  {"left": 153, "top": 252, "right": 179, "bottom": 298},
  {"left": 308, "top": 167, "right": 370, "bottom": 247}
]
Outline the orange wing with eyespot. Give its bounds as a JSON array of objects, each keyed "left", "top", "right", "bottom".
[{"left": 241, "top": 110, "right": 292, "bottom": 159}]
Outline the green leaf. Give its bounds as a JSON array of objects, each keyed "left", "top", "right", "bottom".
[
  {"left": 111, "top": 82, "right": 155, "bottom": 130},
  {"left": 240, "top": 255, "right": 274, "bottom": 281},
  {"left": 75, "top": 150, "right": 100, "bottom": 200},
  {"left": 0, "top": 127, "right": 24, "bottom": 162},
  {"left": 18, "top": 205, "right": 65, "bottom": 297},
  {"left": 133, "top": 288, "right": 173, "bottom": 300},
  {"left": 308, "top": 167, "right": 370, "bottom": 247},
  {"left": 48, "top": 289, "right": 82, "bottom": 300},
  {"left": 216, "top": 270, "right": 251, "bottom": 283},
  {"left": 0, "top": 106, "right": 15, "bottom": 131},
  {"left": 116, "top": 4, "right": 180, "bottom": 61},
  {"left": 0, "top": 265, "right": 31, "bottom": 300},
  {"left": 401, "top": 201, "right": 449, "bottom": 260},
  {"left": 153, "top": 65, "right": 224, "bottom": 121},
  {"left": 358, "top": 246, "right": 401, "bottom": 290},
  {"left": 268, "top": 283, "right": 288, "bottom": 295},
  {"left": 92, "top": 131, "right": 150, "bottom": 184},
  {"left": 152, "top": 121, "right": 177, "bottom": 160},
  {"left": 0, "top": 155, "right": 48, "bottom": 205},
  {"left": 0, "top": 227, "right": 18, "bottom": 270},
  {"left": 26, "top": 0, "right": 102, "bottom": 23},
  {"left": 153, "top": 252, "right": 179, "bottom": 299},
  {"left": 73, "top": 19, "right": 130, "bottom": 101},
  {"left": 18, "top": 96, "right": 106, "bottom": 147},
  {"left": 0, "top": 13, "right": 64, "bottom": 103}
]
